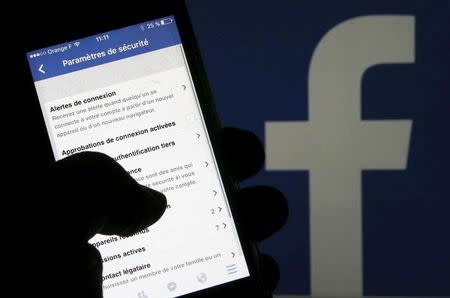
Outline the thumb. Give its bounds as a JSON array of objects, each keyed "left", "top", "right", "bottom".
[{"left": 52, "top": 151, "right": 167, "bottom": 240}]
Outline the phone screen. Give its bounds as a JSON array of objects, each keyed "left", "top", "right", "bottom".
[{"left": 26, "top": 15, "right": 249, "bottom": 297}]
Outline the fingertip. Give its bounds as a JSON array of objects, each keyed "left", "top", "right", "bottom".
[
  {"left": 140, "top": 186, "right": 168, "bottom": 224},
  {"left": 223, "top": 127, "right": 265, "bottom": 181},
  {"left": 237, "top": 186, "right": 288, "bottom": 241},
  {"left": 110, "top": 186, "right": 167, "bottom": 237}
]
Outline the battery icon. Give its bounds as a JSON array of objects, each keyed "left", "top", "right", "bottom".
[{"left": 160, "top": 18, "right": 173, "bottom": 25}]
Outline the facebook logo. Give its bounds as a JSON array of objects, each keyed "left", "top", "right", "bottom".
[
  {"left": 188, "top": 1, "right": 450, "bottom": 296},
  {"left": 266, "top": 16, "right": 414, "bottom": 296}
]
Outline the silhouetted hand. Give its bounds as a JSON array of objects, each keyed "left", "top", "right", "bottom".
[
  {"left": 222, "top": 127, "right": 288, "bottom": 295},
  {"left": 32, "top": 127, "right": 287, "bottom": 298}
]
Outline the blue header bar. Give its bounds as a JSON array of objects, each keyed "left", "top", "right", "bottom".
[{"left": 27, "top": 16, "right": 181, "bottom": 82}]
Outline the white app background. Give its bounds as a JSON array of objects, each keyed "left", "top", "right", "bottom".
[{"left": 33, "top": 43, "right": 249, "bottom": 297}]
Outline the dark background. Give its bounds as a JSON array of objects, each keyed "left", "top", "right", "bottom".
[
  {"left": 5, "top": 0, "right": 449, "bottom": 296},
  {"left": 185, "top": 0, "right": 450, "bottom": 295}
]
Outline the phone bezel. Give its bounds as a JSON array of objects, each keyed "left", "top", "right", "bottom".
[{"left": 21, "top": 1, "right": 269, "bottom": 297}]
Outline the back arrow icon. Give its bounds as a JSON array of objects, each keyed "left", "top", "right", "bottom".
[{"left": 38, "top": 64, "right": 45, "bottom": 74}]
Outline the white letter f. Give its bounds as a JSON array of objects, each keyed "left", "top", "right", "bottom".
[{"left": 265, "top": 16, "right": 414, "bottom": 297}]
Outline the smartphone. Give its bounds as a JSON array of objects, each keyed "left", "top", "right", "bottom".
[{"left": 24, "top": 1, "right": 267, "bottom": 297}]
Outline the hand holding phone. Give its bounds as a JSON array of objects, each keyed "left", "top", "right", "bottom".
[
  {"left": 22, "top": 1, "right": 287, "bottom": 297},
  {"left": 43, "top": 127, "right": 286, "bottom": 298}
]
